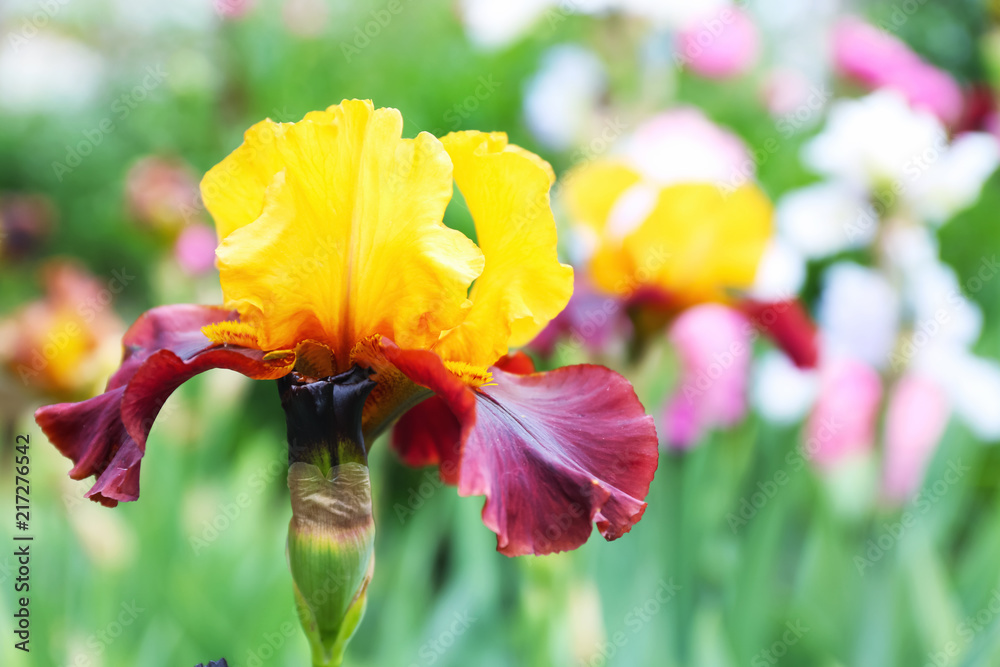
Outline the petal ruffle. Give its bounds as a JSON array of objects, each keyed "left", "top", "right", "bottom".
[
  {"left": 383, "top": 340, "right": 658, "bottom": 556},
  {"left": 433, "top": 131, "right": 573, "bottom": 367},
  {"left": 207, "top": 100, "right": 485, "bottom": 368},
  {"left": 35, "top": 305, "right": 292, "bottom": 506}
]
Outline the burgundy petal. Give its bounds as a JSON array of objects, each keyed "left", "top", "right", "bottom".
[
  {"left": 740, "top": 298, "right": 819, "bottom": 369},
  {"left": 35, "top": 305, "right": 292, "bottom": 506},
  {"left": 391, "top": 396, "right": 462, "bottom": 484},
  {"left": 383, "top": 340, "right": 659, "bottom": 556}
]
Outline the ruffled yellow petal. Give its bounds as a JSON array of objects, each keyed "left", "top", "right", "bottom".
[
  {"left": 432, "top": 131, "right": 573, "bottom": 367},
  {"left": 562, "top": 161, "right": 642, "bottom": 235},
  {"left": 600, "top": 183, "right": 772, "bottom": 304},
  {"left": 210, "top": 100, "right": 485, "bottom": 371}
]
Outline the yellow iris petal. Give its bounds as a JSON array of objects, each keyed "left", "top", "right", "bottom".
[
  {"left": 562, "top": 161, "right": 642, "bottom": 235},
  {"left": 433, "top": 131, "right": 573, "bottom": 367},
  {"left": 591, "top": 183, "right": 772, "bottom": 304},
  {"left": 208, "top": 100, "right": 485, "bottom": 370}
]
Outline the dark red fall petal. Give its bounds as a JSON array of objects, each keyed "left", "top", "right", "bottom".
[
  {"left": 739, "top": 298, "right": 819, "bottom": 369},
  {"left": 469, "top": 366, "right": 658, "bottom": 555},
  {"left": 389, "top": 352, "right": 532, "bottom": 477},
  {"left": 382, "top": 339, "right": 659, "bottom": 556},
  {"left": 34, "top": 304, "right": 291, "bottom": 505},
  {"left": 494, "top": 351, "right": 536, "bottom": 375},
  {"left": 391, "top": 397, "right": 462, "bottom": 484}
]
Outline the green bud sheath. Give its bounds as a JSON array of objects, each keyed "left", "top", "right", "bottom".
[{"left": 278, "top": 367, "right": 377, "bottom": 667}]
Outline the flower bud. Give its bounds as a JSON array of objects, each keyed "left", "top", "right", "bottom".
[
  {"left": 278, "top": 366, "right": 378, "bottom": 666},
  {"left": 288, "top": 461, "right": 375, "bottom": 667}
]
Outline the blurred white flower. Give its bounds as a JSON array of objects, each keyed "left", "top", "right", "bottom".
[
  {"left": 904, "top": 260, "right": 982, "bottom": 349},
  {"left": 908, "top": 132, "right": 1000, "bottom": 225},
  {"left": 621, "top": 0, "right": 730, "bottom": 29},
  {"left": 459, "top": 0, "right": 733, "bottom": 49},
  {"left": 752, "top": 350, "right": 819, "bottom": 424},
  {"left": 523, "top": 45, "right": 607, "bottom": 151},
  {"left": 751, "top": 239, "right": 806, "bottom": 300},
  {"left": 776, "top": 182, "right": 875, "bottom": 258},
  {"left": 917, "top": 344, "right": 1000, "bottom": 441},
  {"left": 803, "top": 90, "right": 946, "bottom": 191},
  {"left": 881, "top": 222, "right": 938, "bottom": 274},
  {"left": 112, "top": 0, "right": 215, "bottom": 33},
  {"left": 0, "top": 32, "right": 105, "bottom": 114},
  {"left": 817, "top": 262, "right": 900, "bottom": 369},
  {"left": 458, "top": 0, "right": 554, "bottom": 49}
]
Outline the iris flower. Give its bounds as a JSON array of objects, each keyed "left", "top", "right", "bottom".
[{"left": 35, "top": 100, "right": 659, "bottom": 664}]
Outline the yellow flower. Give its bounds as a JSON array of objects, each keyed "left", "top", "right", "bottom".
[
  {"left": 563, "top": 160, "right": 773, "bottom": 305},
  {"left": 200, "top": 99, "right": 572, "bottom": 375}
]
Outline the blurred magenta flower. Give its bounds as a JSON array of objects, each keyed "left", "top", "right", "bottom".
[
  {"left": 0, "top": 193, "right": 55, "bottom": 261},
  {"left": 531, "top": 276, "right": 631, "bottom": 358},
  {"left": 806, "top": 356, "right": 883, "bottom": 470},
  {"left": 676, "top": 7, "right": 760, "bottom": 79},
  {"left": 663, "top": 304, "right": 751, "bottom": 448},
  {"left": 882, "top": 373, "right": 949, "bottom": 502},
  {"left": 832, "top": 17, "right": 963, "bottom": 126}
]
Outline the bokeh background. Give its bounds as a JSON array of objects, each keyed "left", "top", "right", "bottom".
[{"left": 3, "top": 0, "right": 1000, "bottom": 665}]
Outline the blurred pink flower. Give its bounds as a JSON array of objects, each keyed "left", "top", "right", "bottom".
[
  {"left": 805, "top": 356, "right": 882, "bottom": 469},
  {"left": 832, "top": 17, "right": 963, "bottom": 126},
  {"left": 215, "top": 0, "right": 253, "bottom": 19},
  {"left": 663, "top": 304, "right": 751, "bottom": 449},
  {"left": 881, "top": 374, "right": 949, "bottom": 502},
  {"left": 174, "top": 225, "right": 218, "bottom": 275},
  {"left": 623, "top": 107, "right": 752, "bottom": 186},
  {"left": 125, "top": 156, "right": 200, "bottom": 235},
  {"left": 761, "top": 67, "right": 816, "bottom": 117},
  {"left": 676, "top": 7, "right": 760, "bottom": 79}
]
